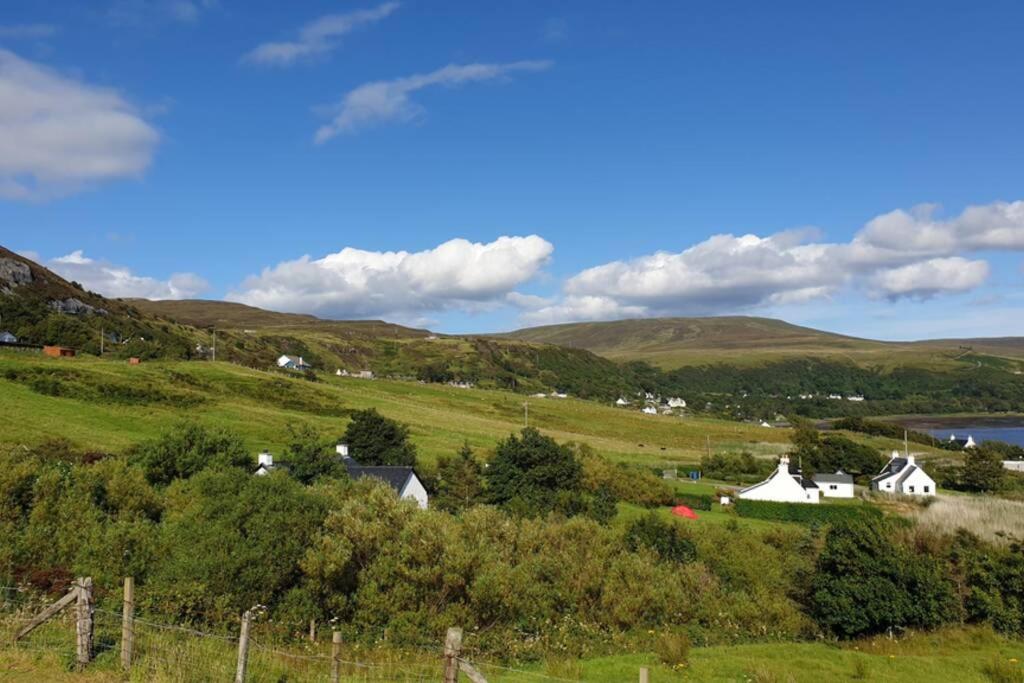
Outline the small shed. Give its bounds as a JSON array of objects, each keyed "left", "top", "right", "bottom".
[
  {"left": 128, "top": 357, "right": 141, "bottom": 365},
  {"left": 43, "top": 345, "right": 76, "bottom": 358},
  {"left": 813, "top": 470, "right": 855, "bottom": 498}
]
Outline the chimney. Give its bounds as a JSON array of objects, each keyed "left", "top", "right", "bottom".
[
  {"left": 258, "top": 450, "right": 273, "bottom": 467},
  {"left": 336, "top": 442, "right": 349, "bottom": 458},
  {"left": 906, "top": 453, "right": 915, "bottom": 466},
  {"left": 778, "top": 455, "right": 790, "bottom": 474}
]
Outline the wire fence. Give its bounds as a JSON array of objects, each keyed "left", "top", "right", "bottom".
[{"left": 0, "top": 583, "right": 604, "bottom": 682}]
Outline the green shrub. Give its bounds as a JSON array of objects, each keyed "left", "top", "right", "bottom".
[
  {"left": 735, "top": 499, "right": 882, "bottom": 524},
  {"left": 981, "top": 657, "right": 1024, "bottom": 683},
  {"left": 655, "top": 632, "right": 691, "bottom": 667},
  {"left": 674, "top": 493, "right": 712, "bottom": 511}
]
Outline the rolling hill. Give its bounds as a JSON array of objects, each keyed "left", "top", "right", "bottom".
[{"left": 501, "top": 316, "right": 1024, "bottom": 370}]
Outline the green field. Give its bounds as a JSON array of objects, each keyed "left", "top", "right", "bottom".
[{"left": 0, "top": 350, "right": 798, "bottom": 467}]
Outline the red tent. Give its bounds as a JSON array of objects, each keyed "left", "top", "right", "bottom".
[{"left": 671, "top": 505, "right": 698, "bottom": 520}]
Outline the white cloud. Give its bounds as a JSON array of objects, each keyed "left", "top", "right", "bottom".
[
  {"left": 47, "top": 250, "right": 208, "bottom": 300},
  {"left": 228, "top": 236, "right": 553, "bottom": 318},
  {"left": 314, "top": 60, "right": 553, "bottom": 142},
  {"left": 0, "top": 24, "right": 59, "bottom": 39},
  {"left": 0, "top": 49, "right": 159, "bottom": 201},
  {"left": 527, "top": 200, "right": 1024, "bottom": 324},
  {"left": 870, "top": 257, "right": 990, "bottom": 300},
  {"left": 243, "top": 2, "right": 400, "bottom": 67}
]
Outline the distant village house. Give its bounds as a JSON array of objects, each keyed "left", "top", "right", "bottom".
[
  {"left": 337, "top": 443, "right": 428, "bottom": 509},
  {"left": 870, "top": 451, "right": 936, "bottom": 496},
  {"left": 277, "top": 354, "right": 312, "bottom": 371},
  {"left": 0, "top": 330, "right": 17, "bottom": 344},
  {"left": 738, "top": 456, "right": 820, "bottom": 504},
  {"left": 812, "top": 470, "right": 854, "bottom": 498}
]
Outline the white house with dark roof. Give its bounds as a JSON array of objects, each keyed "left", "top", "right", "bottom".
[
  {"left": 336, "top": 443, "right": 428, "bottom": 509},
  {"left": 813, "top": 470, "right": 855, "bottom": 498},
  {"left": 0, "top": 330, "right": 17, "bottom": 344},
  {"left": 277, "top": 354, "right": 312, "bottom": 370},
  {"left": 949, "top": 434, "right": 977, "bottom": 449},
  {"left": 870, "top": 451, "right": 936, "bottom": 496},
  {"left": 738, "top": 456, "right": 820, "bottom": 504},
  {"left": 254, "top": 449, "right": 288, "bottom": 476}
]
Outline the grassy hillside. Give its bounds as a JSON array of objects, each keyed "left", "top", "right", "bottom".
[
  {"left": 0, "top": 350, "right": 798, "bottom": 467},
  {"left": 502, "top": 315, "right": 1024, "bottom": 370}
]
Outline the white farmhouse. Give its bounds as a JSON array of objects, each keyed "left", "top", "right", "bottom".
[
  {"left": 667, "top": 397, "right": 687, "bottom": 408},
  {"left": 1003, "top": 460, "right": 1024, "bottom": 473},
  {"left": 642, "top": 406, "right": 658, "bottom": 415},
  {"left": 813, "top": 470, "right": 855, "bottom": 498},
  {"left": 949, "top": 434, "right": 977, "bottom": 449},
  {"left": 277, "top": 354, "right": 311, "bottom": 370},
  {"left": 738, "top": 456, "right": 820, "bottom": 504},
  {"left": 615, "top": 398, "right": 630, "bottom": 406},
  {"left": 254, "top": 450, "right": 286, "bottom": 476},
  {"left": 336, "top": 443, "right": 429, "bottom": 509},
  {"left": 870, "top": 451, "right": 936, "bottom": 496}
]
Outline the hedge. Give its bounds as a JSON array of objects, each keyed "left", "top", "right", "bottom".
[
  {"left": 734, "top": 499, "right": 882, "bottom": 524},
  {"left": 674, "top": 493, "right": 713, "bottom": 511}
]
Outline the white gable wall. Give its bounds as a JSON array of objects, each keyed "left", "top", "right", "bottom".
[
  {"left": 739, "top": 458, "right": 819, "bottom": 504},
  {"left": 818, "top": 481, "right": 854, "bottom": 498},
  {"left": 896, "top": 467, "right": 936, "bottom": 496},
  {"left": 400, "top": 474, "right": 429, "bottom": 509}
]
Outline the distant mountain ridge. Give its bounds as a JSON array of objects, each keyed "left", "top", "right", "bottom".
[{"left": 500, "top": 316, "right": 1024, "bottom": 369}]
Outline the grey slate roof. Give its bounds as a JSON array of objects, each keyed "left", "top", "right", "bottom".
[
  {"left": 871, "top": 457, "right": 908, "bottom": 483},
  {"left": 814, "top": 471, "right": 853, "bottom": 485},
  {"left": 343, "top": 457, "right": 415, "bottom": 494}
]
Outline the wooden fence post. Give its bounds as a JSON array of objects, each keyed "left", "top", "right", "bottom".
[
  {"left": 235, "top": 610, "right": 252, "bottom": 683},
  {"left": 443, "top": 627, "right": 463, "bottom": 683},
  {"left": 639, "top": 665, "right": 650, "bottom": 683},
  {"left": 309, "top": 619, "right": 316, "bottom": 642},
  {"left": 330, "top": 631, "right": 342, "bottom": 683},
  {"left": 74, "top": 577, "right": 93, "bottom": 669},
  {"left": 121, "top": 577, "right": 135, "bottom": 672}
]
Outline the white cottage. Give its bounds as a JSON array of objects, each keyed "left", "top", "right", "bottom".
[
  {"left": 870, "top": 451, "right": 936, "bottom": 496},
  {"left": 277, "top": 354, "right": 311, "bottom": 370},
  {"left": 336, "top": 443, "right": 429, "bottom": 509},
  {"left": 813, "top": 470, "right": 855, "bottom": 498},
  {"left": 739, "top": 456, "right": 820, "bottom": 504}
]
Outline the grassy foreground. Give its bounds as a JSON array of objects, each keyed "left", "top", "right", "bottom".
[{"left": 1, "top": 626, "right": 1020, "bottom": 682}]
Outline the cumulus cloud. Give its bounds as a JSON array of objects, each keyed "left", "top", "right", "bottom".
[
  {"left": 48, "top": 250, "right": 209, "bottom": 300},
  {"left": 870, "top": 257, "right": 990, "bottom": 300},
  {"left": 527, "top": 200, "right": 1024, "bottom": 324},
  {"left": 0, "top": 49, "right": 159, "bottom": 201},
  {"left": 228, "top": 236, "right": 553, "bottom": 318},
  {"left": 314, "top": 60, "right": 552, "bottom": 142},
  {"left": 243, "top": 2, "right": 399, "bottom": 66}
]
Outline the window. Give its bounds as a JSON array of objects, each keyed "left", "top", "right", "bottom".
[
  {"left": 924, "top": 486, "right": 930, "bottom": 493},
  {"left": 829, "top": 484, "right": 837, "bottom": 490},
  {"left": 908, "top": 485, "right": 915, "bottom": 493}
]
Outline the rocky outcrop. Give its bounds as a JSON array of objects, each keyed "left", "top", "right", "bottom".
[
  {"left": 0, "top": 257, "right": 33, "bottom": 293},
  {"left": 49, "top": 297, "right": 108, "bottom": 316}
]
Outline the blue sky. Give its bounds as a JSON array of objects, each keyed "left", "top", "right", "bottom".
[{"left": 1, "top": 0, "right": 1023, "bottom": 338}]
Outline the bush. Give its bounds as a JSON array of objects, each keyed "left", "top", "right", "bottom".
[
  {"left": 655, "top": 632, "right": 691, "bottom": 667},
  {"left": 735, "top": 499, "right": 882, "bottom": 524},
  {"left": 129, "top": 421, "right": 251, "bottom": 486},
  {"left": 624, "top": 512, "right": 697, "bottom": 563},
  {"left": 674, "top": 493, "right": 713, "bottom": 511}
]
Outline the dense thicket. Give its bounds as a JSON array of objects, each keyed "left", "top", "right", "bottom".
[{"left": 3, "top": 426, "right": 1023, "bottom": 658}]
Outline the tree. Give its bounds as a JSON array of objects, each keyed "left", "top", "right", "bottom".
[
  {"left": 283, "top": 424, "right": 346, "bottom": 485},
  {"left": 810, "top": 518, "right": 956, "bottom": 638},
  {"left": 587, "top": 485, "right": 618, "bottom": 525},
  {"left": 130, "top": 421, "right": 250, "bottom": 486},
  {"left": 485, "top": 427, "right": 583, "bottom": 514},
  {"left": 624, "top": 512, "right": 696, "bottom": 563},
  {"left": 434, "top": 443, "right": 485, "bottom": 512},
  {"left": 341, "top": 409, "right": 417, "bottom": 466},
  {"left": 959, "top": 445, "right": 1006, "bottom": 492}
]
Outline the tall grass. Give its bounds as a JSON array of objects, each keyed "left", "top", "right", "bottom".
[{"left": 915, "top": 495, "right": 1024, "bottom": 544}]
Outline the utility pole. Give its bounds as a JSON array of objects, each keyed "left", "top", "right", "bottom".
[
  {"left": 100, "top": 327, "right": 104, "bottom": 355},
  {"left": 706, "top": 435, "right": 711, "bottom": 459},
  {"left": 523, "top": 401, "right": 529, "bottom": 428},
  {"left": 212, "top": 329, "right": 216, "bottom": 363},
  {"left": 904, "top": 430, "right": 909, "bottom": 457}
]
